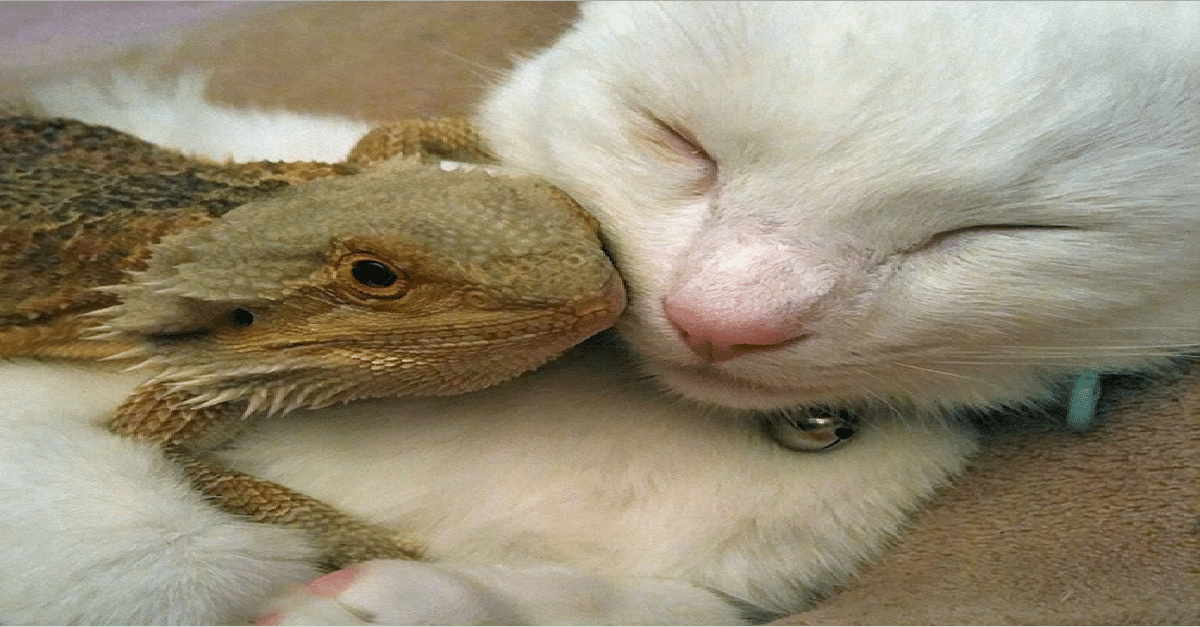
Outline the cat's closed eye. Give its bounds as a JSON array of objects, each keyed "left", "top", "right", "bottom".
[
  {"left": 908, "top": 224, "right": 1083, "bottom": 253},
  {"left": 644, "top": 115, "right": 719, "bottom": 195}
]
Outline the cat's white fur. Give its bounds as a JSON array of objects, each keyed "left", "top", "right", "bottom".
[
  {"left": 480, "top": 1, "right": 1200, "bottom": 414},
  {"left": 0, "top": 347, "right": 972, "bottom": 624},
  {"left": 3, "top": 1, "right": 1198, "bottom": 624},
  {"left": 32, "top": 74, "right": 373, "bottom": 163}
]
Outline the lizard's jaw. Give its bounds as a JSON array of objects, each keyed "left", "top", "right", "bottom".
[
  {"left": 154, "top": 274, "right": 626, "bottom": 417},
  {"left": 567, "top": 273, "right": 627, "bottom": 338}
]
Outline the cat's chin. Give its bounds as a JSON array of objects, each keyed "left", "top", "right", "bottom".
[{"left": 649, "top": 362, "right": 830, "bottom": 411}]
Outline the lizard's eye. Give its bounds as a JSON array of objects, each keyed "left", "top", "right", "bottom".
[
  {"left": 352, "top": 260, "right": 398, "bottom": 287},
  {"left": 338, "top": 253, "right": 409, "bottom": 299}
]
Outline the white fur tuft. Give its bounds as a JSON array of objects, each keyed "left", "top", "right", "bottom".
[
  {"left": 30, "top": 74, "right": 374, "bottom": 163},
  {"left": 0, "top": 361, "right": 323, "bottom": 624}
]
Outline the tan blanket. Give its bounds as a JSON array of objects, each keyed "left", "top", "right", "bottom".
[
  {"left": 781, "top": 366, "right": 1199, "bottom": 625},
  {"left": 4, "top": 3, "right": 1196, "bottom": 623}
]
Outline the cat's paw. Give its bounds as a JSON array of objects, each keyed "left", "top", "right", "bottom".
[
  {"left": 256, "top": 561, "right": 516, "bottom": 626},
  {"left": 258, "top": 559, "right": 748, "bottom": 625}
]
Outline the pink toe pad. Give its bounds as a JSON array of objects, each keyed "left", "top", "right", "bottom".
[{"left": 306, "top": 567, "right": 359, "bottom": 597}]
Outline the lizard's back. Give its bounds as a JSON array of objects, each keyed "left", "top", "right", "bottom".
[{"left": 0, "top": 115, "right": 351, "bottom": 357}]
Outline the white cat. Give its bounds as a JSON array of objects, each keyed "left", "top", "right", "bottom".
[
  {"left": 479, "top": 1, "right": 1200, "bottom": 415},
  {"left": 3, "top": 2, "right": 1197, "bottom": 624}
]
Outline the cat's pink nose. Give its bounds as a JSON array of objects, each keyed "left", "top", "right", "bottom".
[{"left": 664, "top": 301, "right": 806, "bottom": 362}]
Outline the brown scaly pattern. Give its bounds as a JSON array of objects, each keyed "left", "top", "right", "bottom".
[
  {"left": 164, "top": 447, "right": 423, "bottom": 568},
  {"left": 348, "top": 117, "right": 494, "bottom": 167},
  {"left": 0, "top": 115, "right": 356, "bottom": 358},
  {"left": 111, "top": 385, "right": 425, "bottom": 567},
  {"left": 0, "top": 115, "right": 516, "bottom": 569}
]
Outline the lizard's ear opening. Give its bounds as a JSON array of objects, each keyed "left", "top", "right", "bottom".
[
  {"left": 132, "top": 301, "right": 262, "bottom": 344},
  {"left": 89, "top": 285, "right": 265, "bottom": 344},
  {"left": 230, "top": 308, "right": 256, "bottom": 326},
  {"left": 336, "top": 252, "right": 410, "bottom": 300},
  {"left": 131, "top": 301, "right": 263, "bottom": 344}
]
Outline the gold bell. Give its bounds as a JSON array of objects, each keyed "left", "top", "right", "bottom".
[{"left": 765, "top": 408, "right": 858, "bottom": 452}]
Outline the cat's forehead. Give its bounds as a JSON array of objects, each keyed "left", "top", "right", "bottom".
[
  {"left": 492, "top": 2, "right": 1200, "bottom": 238},
  {"left": 606, "top": 3, "right": 1200, "bottom": 161}
]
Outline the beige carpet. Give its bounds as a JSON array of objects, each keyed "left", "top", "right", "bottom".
[{"left": 0, "top": 2, "right": 579, "bottom": 121}]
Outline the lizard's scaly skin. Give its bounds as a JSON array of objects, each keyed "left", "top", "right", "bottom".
[
  {"left": 0, "top": 115, "right": 624, "bottom": 569},
  {"left": 164, "top": 446, "right": 424, "bottom": 566},
  {"left": 0, "top": 116, "right": 353, "bottom": 357},
  {"left": 349, "top": 118, "right": 493, "bottom": 167}
]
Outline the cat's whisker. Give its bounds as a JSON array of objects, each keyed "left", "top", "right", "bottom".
[
  {"left": 953, "top": 342, "right": 1200, "bottom": 352},
  {"left": 844, "top": 366, "right": 905, "bottom": 415},
  {"left": 936, "top": 343, "right": 1200, "bottom": 364},
  {"left": 1078, "top": 326, "right": 1200, "bottom": 332},
  {"left": 893, "top": 362, "right": 988, "bottom": 383},
  {"left": 847, "top": 364, "right": 950, "bottom": 431},
  {"left": 864, "top": 388, "right": 902, "bottom": 418},
  {"left": 932, "top": 355, "right": 1185, "bottom": 364},
  {"left": 1005, "top": 344, "right": 1199, "bottom": 352}
]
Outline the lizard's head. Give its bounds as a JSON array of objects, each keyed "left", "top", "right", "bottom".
[{"left": 93, "top": 163, "right": 625, "bottom": 414}]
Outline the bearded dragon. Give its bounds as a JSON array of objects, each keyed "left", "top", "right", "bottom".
[{"left": 0, "top": 114, "right": 624, "bottom": 568}]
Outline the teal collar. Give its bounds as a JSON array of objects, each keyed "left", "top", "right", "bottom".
[{"left": 1065, "top": 371, "right": 1103, "bottom": 432}]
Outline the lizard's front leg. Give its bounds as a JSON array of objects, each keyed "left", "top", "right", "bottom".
[
  {"left": 110, "top": 384, "right": 423, "bottom": 570},
  {"left": 109, "top": 385, "right": 239, "bottom": 448},
  {"left": 347, "top": 118, "right": 494, "bottom": 167}
]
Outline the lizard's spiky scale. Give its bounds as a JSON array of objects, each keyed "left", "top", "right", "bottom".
[{"left": 110, "top": 385, "right": 237, "bottom": 446}]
